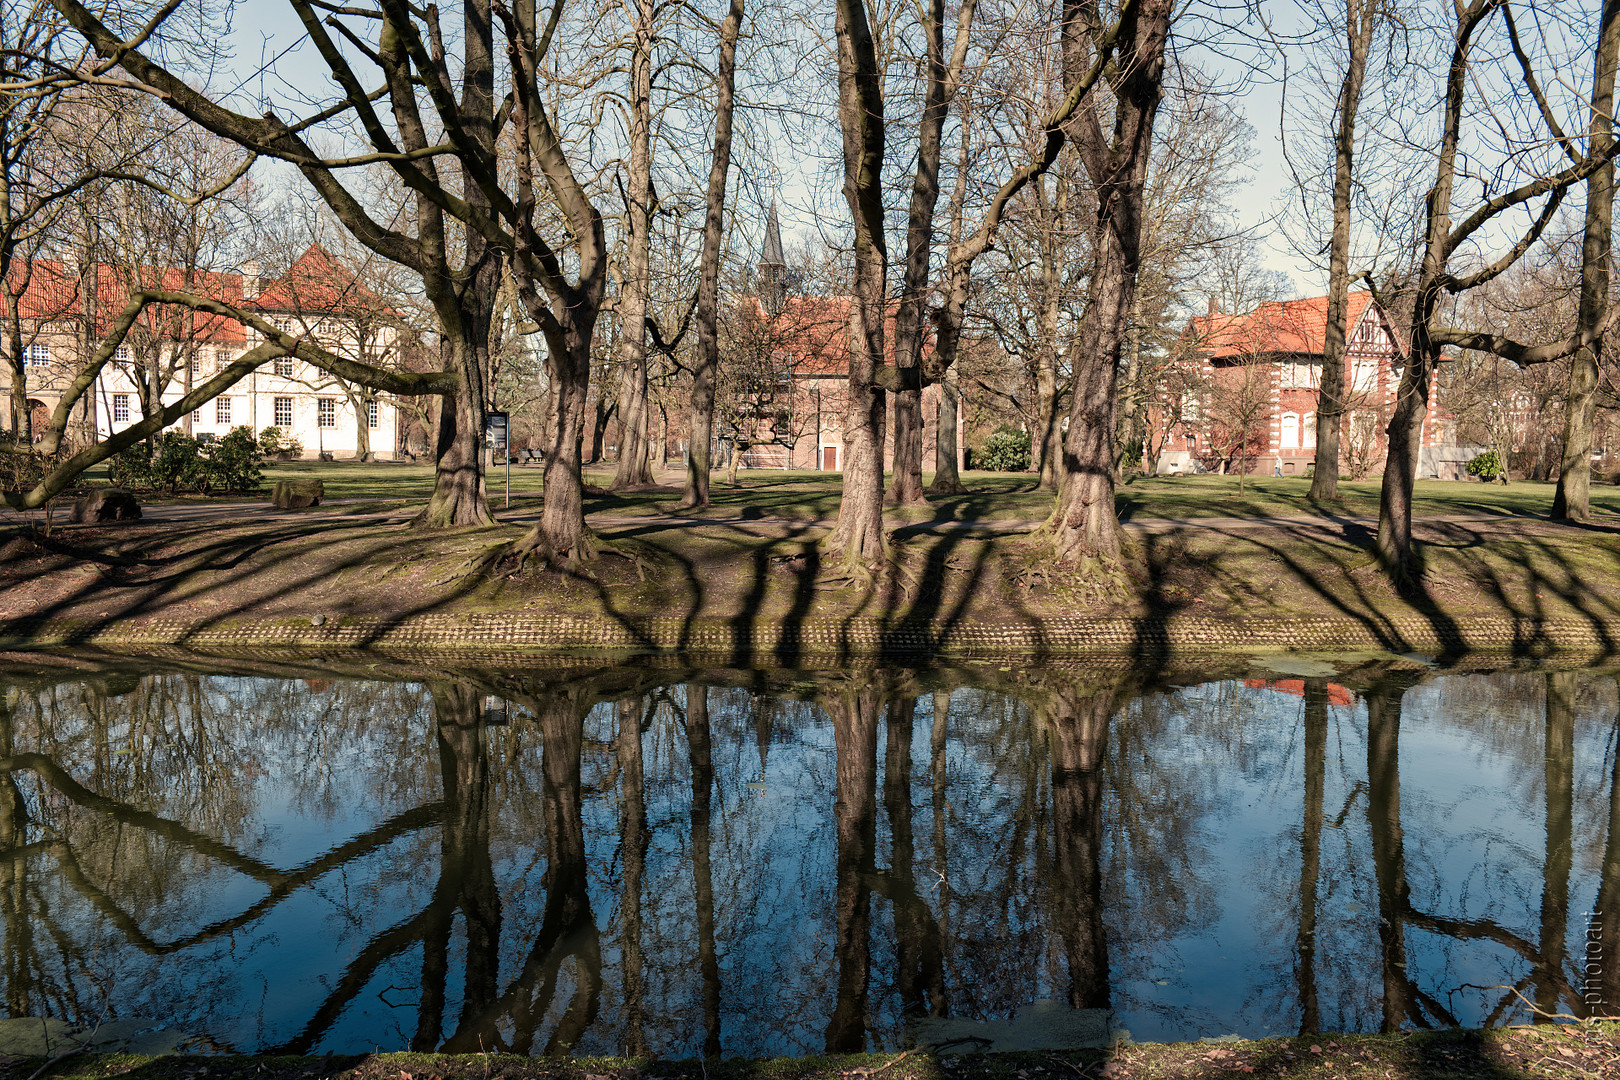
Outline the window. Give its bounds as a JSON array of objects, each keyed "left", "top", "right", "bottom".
[
  {"left": 1280, "top": 412, "right": 1300, "bottom": 448},
  {"left": 1303, "top": 412, "right": 1316, "bottom": 448},
  {"left": 215, "top": 348, "right": 230, "bottom": 370},
  {"left": 216, "top": 397, "right": 231, "bottom": 425},
  {"left": 1352, "top": 358, "right": 1378, "bottom": 395},
  {"left": 274, "top": 397, "right": 293, "bottom": 427},
  {"left": 317, "top": 398, "right": 336, "bottom": 428},
  {"left": 24, "top": 343, "right": 50, "bottom": 366},
  {"left": 273, "top": 356, "right": 294, "bottom": 377},
  {"left": 191, "top": 409, "right": 201, "bottom": 424},
  {"left": 366, "top": 399, "right": 380, "bottom": 429},
  {"left": 112, "top": 394, "right": 129, "bottom": 423},
  {"left": 188, "top": 355, "right": 198, "bottom": 374},
  {"left": 114, "top": 344, "right": 129, "bottom": 361},
  {"left": 1284, "top": 361, "right": 1316, "bottom": 389}
]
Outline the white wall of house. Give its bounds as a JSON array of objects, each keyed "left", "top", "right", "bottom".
[{"left": 91, "top": 348, "right": 403, "bottom": 460}]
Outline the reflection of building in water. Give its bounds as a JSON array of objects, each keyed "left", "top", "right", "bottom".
[{"left": 0, "top": 664, "right": 1614, "bottom": 1054}]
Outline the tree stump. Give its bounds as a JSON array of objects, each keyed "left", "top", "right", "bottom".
[
  {"left": 272, "top": 479, "right": 324, "bottom": 509},
  {"left": 71, "top": 488, "right": 142, "bottom": 523}
]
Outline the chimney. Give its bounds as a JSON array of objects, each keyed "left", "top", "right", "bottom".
[
  {"left": 1208, "top": 296, "right": 1220, "bottom": 317},
  {"left": 242, "top": 260, "right": 261, "bottom": 300}
]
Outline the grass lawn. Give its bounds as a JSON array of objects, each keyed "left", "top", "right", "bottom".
[{"left": 248, "top": 460, "right": 1620, "bottom": 523}]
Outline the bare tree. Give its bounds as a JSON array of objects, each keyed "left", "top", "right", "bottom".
[
  {"left": 1373, "top": 0, "right": 1620, "bottom": 583},
  {"left": 679, "top": 0, "right": 746, "bottom": 509},
  {"left": 1044, "top": 0, "right": 1175, "bottom": 566},
  {"left": 1552, "top": 0, "right": 1620, "bottom": 521}
]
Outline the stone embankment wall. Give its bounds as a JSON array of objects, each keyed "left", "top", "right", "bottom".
[{"left": 0, "top": 612, "right": 1615, "bottom": 659}]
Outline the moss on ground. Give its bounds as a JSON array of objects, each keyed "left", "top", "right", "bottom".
[{"left": 7, "top": 1025, "right": 1620, "bottom": 1080}]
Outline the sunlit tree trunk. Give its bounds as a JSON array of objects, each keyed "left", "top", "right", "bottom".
[
  {"left": 827, "top": 0, "right": 891, "bottom": 567},
  {"left": 1554, "top": 0, "right": 1620, "bottom": 521},
  {"left": 929, "top": 365, "right": 963, "bottom": 494},
  {"left": 1309, "top": 0, "right": 1378, "bottom": 504},
  {"left": 1047, "top": 0, "right": 1174, "bottom": 565},
  {"left": 680, "top": 0, "right": 745, "bottom": 509},
  {"left": 612, "top": 0, "right": 656, "bottom": 492}
]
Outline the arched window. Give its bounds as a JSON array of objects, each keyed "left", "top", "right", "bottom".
[
  {"left": 1302, "top": 412, "right": 1316, "bottom": 447},
  {"left": 1280, "top": 412, "right": 1300, "bottom": 448}
]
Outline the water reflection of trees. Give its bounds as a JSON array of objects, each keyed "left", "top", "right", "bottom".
[{"left": 1, "top": 657, "right": 1618, "bottom": 1055}]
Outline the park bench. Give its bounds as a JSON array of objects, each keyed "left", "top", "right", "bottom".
[{"left": 516, "top": 448, "right": 544, "bottom": 464}]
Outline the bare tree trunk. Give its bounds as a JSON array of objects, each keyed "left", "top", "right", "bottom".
[
  {"left": 414, "top": 0, "right": 498, "bottom": 529},
  {"left": 1376, "top": 4, "right": 1479, "bottom": 583},
  {"left": 1047, "top": 0, "right": 1173, "bottom": 565},
  {"left": 3, "top": 289, "right": 26, "bottom": 442},
  {"left": 929, "top": 364, "right": 963, "bottom": 494},
  {"left": 415, "top": 330, "right": 495, "bottom": 528},
  {"left": 1309, "top": 0, "right": 1376, "bottom": 504},
  {"left": 1553, "top": 0, "right": 1620, "bottom": 522},
  {"left": 612, "top": 0, "right": 656, "bottom": 492},
  {"left": 827, "top": 0, "right": 891, "bottom": 567},
  {"left": 680, "top": 0, "right": 744, "bottom": 509},
  {"left": 888, "top": 0, "right": 975, "bottom": 506},
  {"left": 1034, "top": 174, "right": 1067, "bottom": 490},
  {"left": 522, "top": 317, "right": 595, "bottom": 562}
]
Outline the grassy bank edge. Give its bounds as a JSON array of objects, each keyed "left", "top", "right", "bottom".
[{"left": 8, "top": 1024, "right": 1619, "bottom": 1080}]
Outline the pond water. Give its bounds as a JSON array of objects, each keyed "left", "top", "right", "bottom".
[{"left": 0, "top": 653, "right": 1615, "bottom": 1058}]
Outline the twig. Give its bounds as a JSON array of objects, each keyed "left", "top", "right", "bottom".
[
  {"left": 846, "top": 1050, "right": 915, "bottom": 1077},
  {"left": 1491, "top": 984, "right": 1620, "bottom": 1023}
]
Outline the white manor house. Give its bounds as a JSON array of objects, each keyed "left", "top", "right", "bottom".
[{"left": 3, "top": 245, "right": 408, "bottom": 460}]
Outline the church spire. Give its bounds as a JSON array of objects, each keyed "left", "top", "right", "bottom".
[{"left": 760, "top": 201, "right": 787, "bottom": 311}]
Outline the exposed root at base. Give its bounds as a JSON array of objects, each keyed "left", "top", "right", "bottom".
[
  {"left": 487, "top": 530, "right": 653, "bottom": 582},
  {"left": 1010, "top": 528, "right": 1138, "bottom": 608}
]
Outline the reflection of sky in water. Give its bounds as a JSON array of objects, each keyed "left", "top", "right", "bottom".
[{"left": 0, "top": 665, "right": 1614, "bottom": 1056}]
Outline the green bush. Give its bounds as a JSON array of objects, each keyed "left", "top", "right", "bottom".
[
  {"left": 258, "top": 426, "right": 304, "bottom": 459},
  {"left": 208, "top": 426, "right": 264, "bottom": 492},
  {"left": 973, "top": 426, "right": 1032, "bottom": 472},
  {"left": 1466, "top": 449, "right": 1506, "bottom": 482},
  {"left": 110, "top": 427, "right": 265, "bottom": 494}
]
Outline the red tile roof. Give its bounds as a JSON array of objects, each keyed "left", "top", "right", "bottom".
[
  {"left": 3, "top": 244, "right": 383, "bottom": 346},
  {"left": 8, "top": 258, "right": 248, "bottom": 342},
  {"left": 253, "top": 243, "right": 387, "bottom": 315},
  {"left": 1186, "top": 291, "right": 1397, "bottom": 359},
  {"left": 744, "top": 295, "right": 928, "bottom": 376}
]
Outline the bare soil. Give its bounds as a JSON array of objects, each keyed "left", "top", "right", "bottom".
[
  {"left": 7, "top": 1023, "right": 1620, "bottom": 1080},
  {"left": 4, "top": 500, "right": 1619, "bottom": 646}
]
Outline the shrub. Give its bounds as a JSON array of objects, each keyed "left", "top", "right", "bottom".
[
  {"left": 109, "top": 427, "right": 265, "bottom": 494},
  {"left": 258, "top": 426, "right": 304, "bottom": 459},
  {"left": 1466, "top": 449, "right": 1506, "bottom": 482},
  {"left": 973, "top": 426, "right": 1032, "bottom": 472},
  {"left": 0, "top": 435, "right": 48, "bottom": 497},
  {"left": 207, "top": 426, "right": 264, "bottom": 493}
]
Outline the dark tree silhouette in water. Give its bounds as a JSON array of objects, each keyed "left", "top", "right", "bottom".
[{"left": 823, "top": 678, "right": 881, "bottom": 1052}]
